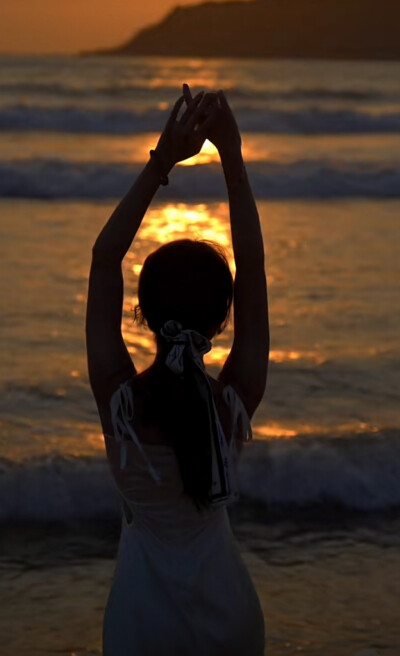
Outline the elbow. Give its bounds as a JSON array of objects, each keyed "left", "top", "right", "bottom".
[
  {"left": 91, "top": 244, "right": 121, "bottom": 268},
  {"left": 257, "top": 347, "right": 270, "bottom": 404},
  {"left": 91, "top": 243, "right": 108, "bottom": 262},
  {"left": 91, "top": 243, "right": 105, "bottom": 263}
]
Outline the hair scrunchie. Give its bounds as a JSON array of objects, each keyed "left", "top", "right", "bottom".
[{"left": 159, "top": 319, "right": 211, "bottom": 376}]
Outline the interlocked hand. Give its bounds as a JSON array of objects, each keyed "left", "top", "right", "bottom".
[
  {"left": 182, "top": 83, "right": 241, "bottom": 154},
  {"left": 155, "top": 90, "right": 218, "bottom": 169}
]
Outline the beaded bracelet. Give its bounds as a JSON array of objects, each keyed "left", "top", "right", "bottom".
[{"left": 149, "top": 149, "right": 169, "bottom": 186}]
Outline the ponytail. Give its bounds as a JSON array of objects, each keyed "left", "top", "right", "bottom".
[{"left": 143, "top": 356, "right": 214, "bottom": 513}]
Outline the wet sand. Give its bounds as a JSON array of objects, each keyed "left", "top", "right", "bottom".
[{"left": 1, "top": 514, "right": 399, "bottom": 656}]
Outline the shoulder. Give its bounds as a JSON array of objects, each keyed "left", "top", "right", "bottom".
[
  {"left": 94, "top": 371, "right": 139, "bottom": 439},
  {"left": 207, "top": 376, "right": 245, "bottom": 411},
  {"left": 207, "top": 376, "right": 253, "bottom": 446}
]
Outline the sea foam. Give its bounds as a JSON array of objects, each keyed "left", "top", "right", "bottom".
[{"left": 1, "top": 430, "right": 399, "bottom": 522}]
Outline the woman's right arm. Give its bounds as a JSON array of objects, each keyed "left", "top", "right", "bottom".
[{"left": 213, "top": 93, "right": 270, "bottom": 419}]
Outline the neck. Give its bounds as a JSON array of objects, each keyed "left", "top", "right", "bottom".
[
  {"left": 152, "top": 337, "right": 175, "bottom": 368},
  {"left": 153, "top": 349, "right": 167, "bottom": 368}
]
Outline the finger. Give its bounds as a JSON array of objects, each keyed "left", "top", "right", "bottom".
[
  {"left": 180, "top": 91, "right": 204, "bottom": 125},
  {"left": 197, "top": 93, "right": 219, "bottom": 119},
  {"left": 199, "top": 91, "right": 219, "bottom": 106},
  {"left": 182, "top": 83, "right": 193, "bottom": 105},
  {"left": 185, "top": 93, "right": 218, "bottom": 129},
  {"left": 217, "top": 89, "right": 230, "bottom": 110},
  {"left": 166, "top": 95, "right": 185, "bottom": 126},
  {"left": 196, "top": 113, "right": 218, "bottom": 139}
]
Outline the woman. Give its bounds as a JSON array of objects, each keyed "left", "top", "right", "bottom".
[{"left": 86, "top": 84, "right": 269, "bottom": 656}]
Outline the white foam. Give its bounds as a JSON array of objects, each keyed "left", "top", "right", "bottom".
[{"left": 1, "top": 431, "right": 400, "bottom": 522}]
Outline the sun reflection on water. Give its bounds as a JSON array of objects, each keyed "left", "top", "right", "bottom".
[
  {"left": 255, "top": 425, "right": 299, "bottom": 439},
  {"left": 118, "top": 203, "right": 235, "bottom": 371},
  {"left": 116, "top": 202, "right": 334, "bottom": 374},
  {"left": 137, "top": 202, "right": 231, "bottom": 251},
  {"left": 270, "top": 350, "right": 326, "bottom": 365},
  {"left": 179, "top": 140, "right": 218, "bottom": 166},
  {"left": 178, "top": 138, "right": 266, "bottom": 166},
  {"left": 132, "top": 264, "right": 143, "bottom": 276}
]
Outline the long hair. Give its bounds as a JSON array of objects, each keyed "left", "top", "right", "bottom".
[{"left": 135, "top": 239, "right": 234, "bottom": 512}]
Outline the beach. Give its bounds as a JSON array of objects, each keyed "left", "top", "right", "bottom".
[
  {"left": 0, "top": 55, "right": 400, "bottom": 655},
  {"left": 2, "top": 510, "right": 400, "bottom": 655}
]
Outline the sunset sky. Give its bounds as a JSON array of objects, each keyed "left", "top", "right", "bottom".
[{"left": 0, "top": 0, "right": 230, "bottom": 55}]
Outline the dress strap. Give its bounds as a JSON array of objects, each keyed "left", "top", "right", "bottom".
[
  {"left": 222, "top": 385, "right": 253, "bottom": 444},
  {"left": 109, "top": 381, "right": 162, "bottom": 484}
]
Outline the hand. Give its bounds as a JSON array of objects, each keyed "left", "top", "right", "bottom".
[
  {"left": 183, "top": 83, "right": 241, "bottom": 156},
  {"left": 154, "top": 91, "right": 216, "bottom": 171}
]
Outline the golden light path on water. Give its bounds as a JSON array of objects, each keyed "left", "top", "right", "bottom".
[
  {"left": 0, "top": 133, "right": 270, "bottom": 165},
  {"left": 2, "top": 194, "right": 393, "bottom": 460},
  {"left": 179, "top": 140, "right": 220, "bottom": 166},
  {"left": 6, "top": 131, "right": 400, "bottom": 171},
  {"left": 2, "top": 195, "right": 390, "bottom": 460},
  {"left": 116, "top": 201, "right": 338, "bottom": 446},
  {"left": 121, "top": 201, "right": 234, "bottom": 365}
]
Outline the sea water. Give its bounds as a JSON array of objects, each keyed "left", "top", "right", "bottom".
[{"left": 0, "top": 55, "right": 399, "bottom": 655}]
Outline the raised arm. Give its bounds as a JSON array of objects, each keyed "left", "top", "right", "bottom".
[
  {"left": 86, "top": 91, "right": 211, "bottom": 402},
  {"left": 183, "top": 85, "right": 270, "bottom": 419},
  {"left": 219, "top": 139, "right": 269, "bottom": 418}
]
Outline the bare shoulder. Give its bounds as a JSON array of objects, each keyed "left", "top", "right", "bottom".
[
  {"left": 207, "top": 376, "right": 238, "bottom": 446},
  {"left": 94, "top": 371, "right": 141, "bottom": 442},
  {"left": 98, "top": 369, "right": 244, "bottom": 449}
]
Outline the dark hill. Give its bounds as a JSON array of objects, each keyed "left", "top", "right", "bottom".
[{"left": 90, "top": 0, "right": 400, "bottom": 61}]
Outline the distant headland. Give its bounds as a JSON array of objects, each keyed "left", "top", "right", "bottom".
[{"left": 84, "top": 0, "right": 400, "bottom": 61}]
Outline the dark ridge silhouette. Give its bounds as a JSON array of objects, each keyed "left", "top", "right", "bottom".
[{"left": 85, "top": 0, "right": 400, "bottom": 61}]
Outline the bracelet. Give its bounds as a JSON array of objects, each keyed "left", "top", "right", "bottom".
[{"left": 149, "top": 149, "right": 169, "bottom": 186}]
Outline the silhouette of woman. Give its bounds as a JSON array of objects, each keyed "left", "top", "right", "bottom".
[{"left": 86, "top": 83, "right": 269, "bottom": 656}]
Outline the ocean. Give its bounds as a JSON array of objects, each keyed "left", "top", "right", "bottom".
[{"left": 0, "top": 55, "right": 399, "bottom": 655}]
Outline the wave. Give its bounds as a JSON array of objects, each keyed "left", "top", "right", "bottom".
[
  {"left": 1, "top": 429, "right": 399, "bottom": 522},
  {"left": 0, "top": 81, "right": 397, "bottom": 104},
  {"left": 1, "top": 159, "right": 399, "bottom": 200},
  {"left": 0, "top": 76, "right": 400, "bottom": 104},
  {"left": 240, "top": 429, "right": 400, "bottom": 513},
  {"left": 1, "top": 104, "right": 400, "bottom": 135}
]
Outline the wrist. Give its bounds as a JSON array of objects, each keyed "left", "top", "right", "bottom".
[
  {"left": 219, "top": 142, "right": 243, "bottom": 166},
  {"left": 220, "top": 154, "right": 244, "bottom": 177},
  {"left": 219, "top": 144, "right": 245, "bottom": 188},
  {"left": 148, "top": 148, "right": 174, "bottom": 186},
  {"left": 152, "top": 146, "right": 175, "bottom": 174}
]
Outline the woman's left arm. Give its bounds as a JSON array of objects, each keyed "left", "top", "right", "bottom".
[{"left": 86, "top": 91, "right": 211, "bottom": 403}]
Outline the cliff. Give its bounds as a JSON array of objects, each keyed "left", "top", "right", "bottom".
[{"left": 90, "top": 0, "right": 400, "bottom": 61}]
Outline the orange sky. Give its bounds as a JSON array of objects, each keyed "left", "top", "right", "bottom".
[{"left": 0, "top": 0, "right": 230, "bottom": 55}]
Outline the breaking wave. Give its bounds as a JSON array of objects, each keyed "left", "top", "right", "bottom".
[
  {"left": 1, "top": 429, "right": 399, "bottom": 522},
  {"left": 1, "top": 159, "right": 399, "bottom": 200},
  {"left": 1, "top": 104, "right": 400, "bottom": 135}
]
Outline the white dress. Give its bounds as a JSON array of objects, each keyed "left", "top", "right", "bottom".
[{"left": 103, "top": 380, "right": 266, "bottom": 656}]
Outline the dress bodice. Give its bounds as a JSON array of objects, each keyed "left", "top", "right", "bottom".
[{"left": 105, "top": 380, "right": 252, "bottom": 546}]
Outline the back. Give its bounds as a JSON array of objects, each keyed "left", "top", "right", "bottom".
[{"left": 101, "top": 373, "right": 252, "bottom": 543}]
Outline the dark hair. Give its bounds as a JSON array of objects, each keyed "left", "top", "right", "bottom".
[{"left": 135, "top": 239, "right": 234, "bottom": 512}]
